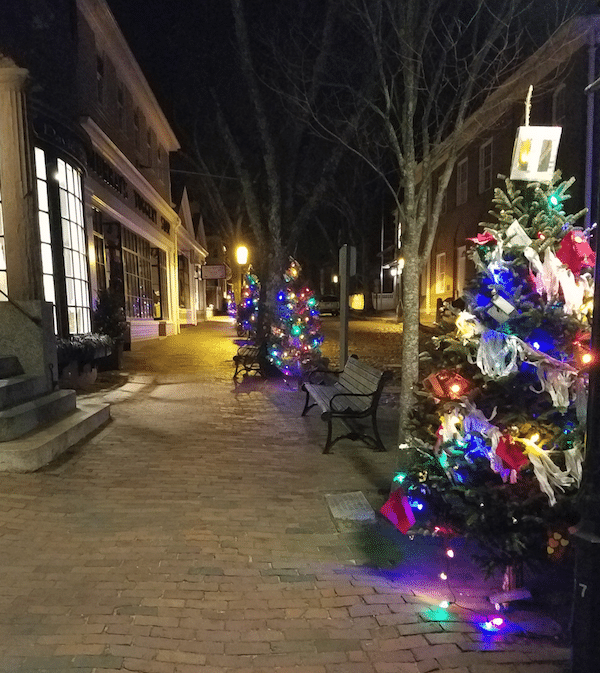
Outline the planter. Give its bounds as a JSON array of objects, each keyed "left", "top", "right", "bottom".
[
  {"left": 96, "top": 340, "right": 124, "bottom": 372},
  {"left": 58, "top": 361, "right": 98, "bottom": 390}
]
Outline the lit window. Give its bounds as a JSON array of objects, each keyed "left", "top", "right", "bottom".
[
  {"left": 57, "top": 158, "right": 91, "bottom": 334},
  {"left": 456, "top": 158, "right": 468, "bottom": 206},
  {"left": 122, "top": 228, "right": 153, "bottom": 318},
  {"left": 34, "top": 147, "right": 56, "bottom": 328},
  {"left": 436, "top": 252, "right": 446, "bottom": 294},
  {"left": 479, "top": 139, "right": 493, "bottom": 194}
]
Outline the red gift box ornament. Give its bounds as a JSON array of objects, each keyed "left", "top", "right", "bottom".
[
  {"left": 495, "top": 433, "right": 529, "bottom": 471},
  {"left": 424, "top": 370, "right": 471, "bottom": 399},
  {"left": 380, "top": 486, "right": 416, "bottom": 534},
  {"left": 556, "top": 230, "right": 595, "bottom": 274}
]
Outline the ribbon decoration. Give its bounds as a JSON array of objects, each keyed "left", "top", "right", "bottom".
[
  {"left": 529, "top": 361, "right": 577, "bottom": 411},
  {"left": 476, "top": 329, "right": 520, "bottom": 378},
  {"left": 517, "top": 434, "right": 575, "bottom": 506}
]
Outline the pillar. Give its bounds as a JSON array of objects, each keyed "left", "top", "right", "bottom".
[{"left": 0, "top": 55, "right": 43, "bottom": 301}]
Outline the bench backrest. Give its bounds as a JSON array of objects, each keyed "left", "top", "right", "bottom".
[{"left": 339, "top": 357, "right": 389, "bottom": 397}]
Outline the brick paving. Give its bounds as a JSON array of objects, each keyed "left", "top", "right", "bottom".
[{"left": 0, "top": 319, "right": 570, "bottom": 672}]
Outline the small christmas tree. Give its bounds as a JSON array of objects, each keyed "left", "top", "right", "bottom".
[
  {"left": 399, "top": 172, "right": 592, "bottom": 578},
  {"left": 236, "top": 269, "right": 260, "bottom": 337},
  {"left": 268, "top": 258, "right": 324, "bottom": 376}
]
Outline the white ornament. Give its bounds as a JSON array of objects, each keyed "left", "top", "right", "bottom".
[
  {"left": 487, "top": 294, "right": 516, "bottom": 323},
  {"left": 476, "top": 330, "right": 519, "bottom": 378},
  {"left": 505, "top": 220, "right": 532, "bottom": 248}
]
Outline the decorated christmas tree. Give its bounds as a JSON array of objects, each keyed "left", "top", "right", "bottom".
[
  {"left": 236, "top": 269, "right": 260, "bottom": 337},
  {"left": 268, "top": 258, "right": 324, "bottom": 376},
  {"left": 398, "top": 172, "right": 592, "bottom": 577}
]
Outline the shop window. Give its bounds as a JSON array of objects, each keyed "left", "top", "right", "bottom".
[
  {"left": 151, "top": 247, "right": 167, "bottom": 319},
  {"left": 122, "top": 228, "right": 152, "bottom": 318},
  {"left": 0, "top": 188, "right": 6, "bottom": 300},
  {"left": 57, "top": 158, "right": 91, "bottom": 334},
  {"left": 479, "top": 138, "right": 493, "bottom": 194},
  {"left": 92, "top": 208, "right": 107, "bottom": 293},
  {"left": 34, "top": 148, "right": 57, "bottom": 328},
  {"left": 178, "top": 254, "right": 190, "bottom": 309},
  {"left": 456, "top": 157, "right": 468, "bottom": 206}
]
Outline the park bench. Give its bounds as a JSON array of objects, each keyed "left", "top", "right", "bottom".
[
  {"left": 233, "top": 343, "right": 265, "bottom": 378},
  {"left": 301, "top": 355, "right": 392, "bottom": 454}
]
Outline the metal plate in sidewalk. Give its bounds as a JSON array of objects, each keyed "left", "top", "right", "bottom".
[{"left": 325, "top": 491, "right": 376, "bottom": 521}]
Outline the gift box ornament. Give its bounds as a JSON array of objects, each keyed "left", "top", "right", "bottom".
[
  {"left": 380, "top": 486, "right": 416, "bottom": 534},
  {"left": 486, "top": 294, "right": 516, "bottom": 323},
  {"left": 424, "top": 370, "right": 471, "bottom": 399},
  {"left": 496, "top": 433, "right": 529, "bottom": 471},
  {"left": 504, "top": 220, "right": 532, "bottom": 248},
  {"left": 556, "top": 230, "right": 595, "bottom": 274}
]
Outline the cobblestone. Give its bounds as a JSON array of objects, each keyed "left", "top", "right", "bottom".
[{"left": 0, "top": 319, "right": 571, "bottom": 672}]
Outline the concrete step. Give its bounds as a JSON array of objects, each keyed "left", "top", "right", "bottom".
[
  {"left": 0, "top": 356, "right": 23, "bottom": 379},
  {"left": 0, "top": 389, "right": 77, "bottom": 441},
  {"left": 0, "top": 399, "right": 110, "bottom": 472},
  {"left": 0, "top": 375, "right": 49, "bottom": 410}
]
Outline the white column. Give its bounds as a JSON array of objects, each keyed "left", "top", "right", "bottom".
[{"left": 0, "top": 56, "right": 43, "bottom": 300}]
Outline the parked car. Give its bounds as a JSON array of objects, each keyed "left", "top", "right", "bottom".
[{"left": 317, "top": 295, "right": 340, "bottom": 316}]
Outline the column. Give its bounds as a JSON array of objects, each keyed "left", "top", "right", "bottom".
[{"left": 0, "top": 55, "right": 43, "bottom": 300}]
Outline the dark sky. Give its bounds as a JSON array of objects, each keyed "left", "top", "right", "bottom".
[{"left": 105, "top": 0, "right": 239, "bottom": 137}]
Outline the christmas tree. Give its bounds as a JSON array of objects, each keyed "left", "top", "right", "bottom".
[
  {"left": 399, "top": 172, "right": 592, "bottom": 577},
  {"left": 268, "top": 258, "right": 324, "bottom": 376},
  {"left": 236, "top": 270, "right": 260, "bottom": 337}
]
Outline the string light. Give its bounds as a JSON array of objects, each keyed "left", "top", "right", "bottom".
[{"left": 446, "top": 549, "right": 455, "bottom": 558}]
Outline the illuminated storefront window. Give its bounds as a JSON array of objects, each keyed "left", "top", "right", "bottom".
[
  {"left": 57, "top": 158, "right": 91, "bottom": 334},
  {"left": 122, "top": 227, "right": 152, "bottom": 318},
  {"left": 34, "top": 148, "right": 57, "bottom": 326}
]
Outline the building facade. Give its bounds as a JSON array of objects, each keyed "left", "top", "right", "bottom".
[{"left": 0, "top": 0, "right": 207, "bottom": 346}]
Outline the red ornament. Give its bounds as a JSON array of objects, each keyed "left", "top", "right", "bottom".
[
  {"left": 495, "top": 434, "right": 529, "bottom": 471},
  {"left": 556, "top": 230, "right": 595, "bottom": 274},
  {"left": 424, "top": 370, "right": 471, "bottom": 399},
  {"left": 380, "top": 487, "right": 416, "bottom": 534},
  {"left": 467, "top": 232, "right": 497, "bottom": 246}
]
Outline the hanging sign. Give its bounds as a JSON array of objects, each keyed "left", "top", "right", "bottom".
[
  {"left": 510, "top": 126, "right": 562, "bottom": 183},
  {"left": 200, "top": 264, "right": 231, "bottom": 280}
]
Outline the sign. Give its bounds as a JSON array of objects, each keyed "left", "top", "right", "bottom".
[
  {"left": 510, "top": 126, "right": 561, "bottom": 183},
  {"left": 200, "top": 264, "right": 231, "bottom": 280}
]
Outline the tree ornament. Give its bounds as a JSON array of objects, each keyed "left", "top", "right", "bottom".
[
  {"left": 476, "top": 329, "right": 519, "bottom": 378},
  {"left": 486, "top": 293, "right": 516, "bottom": 323},
  {"left": 424, "top": 370, "right": 471, "bottom": 399},
  {"left": 380, "top": 486, "right": 416, "bottom": 534},
  {"left": 495, "top": 433, "right": 529, "bottom": 471},
  {"left": 504, "top": 220, "right": 532, "bottom": 248},
  {"left": 556, "top": 230, "right": 595, "bottom": 274},
  {"left": 467, "top": 231, "right": 497, "bottom": 246}
]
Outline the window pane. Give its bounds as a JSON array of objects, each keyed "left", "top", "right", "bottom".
[
  {"left": 43, "top": 275, "right": 56, "bottom": 304},
  {"left": 35, "top": 148, "right": 47, "bottom": 180},
  {"left": 41, "top": 242, "right": 54, "bottom": 275},
  {"left": 37, "top": 180, "right": 49, "bottom": 212},
  {"left": 38, "top": 211, "right": 51, "bottom": 244}
]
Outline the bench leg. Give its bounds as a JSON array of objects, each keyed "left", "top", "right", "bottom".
[
  {"left": 323, "top": 418, "right": 334, "bottom": 454},
  {"left": 372, "top": 412, "right": 386, "bottom": 452},
  {"left": 301, "top": 388, "right": 316, "bottom": 416}
]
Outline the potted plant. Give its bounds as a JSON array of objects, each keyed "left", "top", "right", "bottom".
[{"left": 92, "top": 289, "right": 128, "bottom": 371}]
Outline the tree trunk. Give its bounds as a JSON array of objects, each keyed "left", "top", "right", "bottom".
[{"left": 396, "top": 238, "right": 421, "bottom": 469}]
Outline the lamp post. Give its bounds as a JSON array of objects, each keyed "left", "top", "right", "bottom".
[{"left": 235, "top": 245, "right": 248, "bottom": 306}]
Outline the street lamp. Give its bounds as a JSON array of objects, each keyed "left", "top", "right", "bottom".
[{"left": 235, "top": 246, "right": 249, "bottom": 305}]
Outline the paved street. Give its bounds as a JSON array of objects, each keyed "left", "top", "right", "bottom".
[{"left": 0, "top": 318, "right": 570, "bottom": 673}]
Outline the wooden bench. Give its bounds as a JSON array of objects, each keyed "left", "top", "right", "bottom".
[
  {"left": 233, "top": 344, "right": 262, "bottom": 378},
  {"left": 301, "top": 356, "right": 392, "bottom": 454}
]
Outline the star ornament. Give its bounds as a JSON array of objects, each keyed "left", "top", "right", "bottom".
[{"left": 467, "top": 232, "right": 497, "bottom": 246}]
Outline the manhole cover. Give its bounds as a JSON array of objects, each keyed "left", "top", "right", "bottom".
[{"left": 326, "top": 491, "right": 376, "bottom": 521}]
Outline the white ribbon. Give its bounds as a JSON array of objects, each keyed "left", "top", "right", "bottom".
[{"left": 476, "top": 329, "right": 519, "bottom": 379}]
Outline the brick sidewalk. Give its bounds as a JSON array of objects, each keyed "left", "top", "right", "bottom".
[{"left": 0, "top": 320, "right": 570, "bottom": 672}]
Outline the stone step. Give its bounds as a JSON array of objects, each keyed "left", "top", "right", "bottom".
[
  {"left": 0, "top": 375, "right": 49, "bottom": 410},
  {"left": 0, "top": 399, "right": 110, "bottom": 472},
  {"left": 0, "top": 389, "right": 77, "bottom": 442},
  {"left": 0, "top": 356, "right": 23, "bottom": 379}
]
